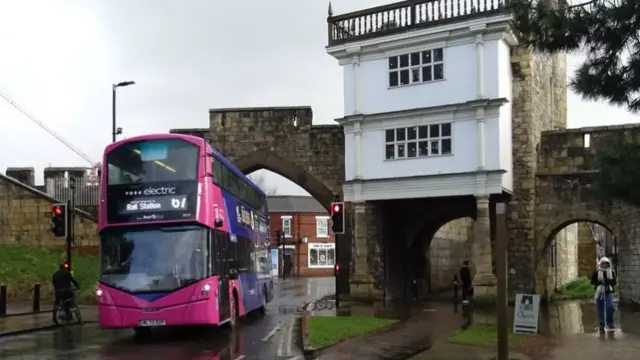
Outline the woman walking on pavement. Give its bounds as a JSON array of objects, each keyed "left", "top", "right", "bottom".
[{"left": 591, "top": 257, "right": 616, "bottom": 332}]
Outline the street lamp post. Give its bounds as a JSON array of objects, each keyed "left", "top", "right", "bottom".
[
  {"left": 495, "top": 201, "right": 509, "bottom": 360},
  {"left": 112, "top": 81, "right": 136, "bottom": 142}
]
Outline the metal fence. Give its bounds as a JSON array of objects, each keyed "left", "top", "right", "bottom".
[{"left": 44, "top": 176, "right": 99, "bottom": 207}]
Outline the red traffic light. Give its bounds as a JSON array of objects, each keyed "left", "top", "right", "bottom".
[
  {"left": 331, "top": 203, "right": 343, "bottom": 214},
  {"left": 52, "top": 205, "right": 62, "bottom": 215},
  {"left": 63, "top": 263, "right": 69, "bottom": 268}
]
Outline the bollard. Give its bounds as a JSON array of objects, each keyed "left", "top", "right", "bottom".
[
  {"left": 452, "top": 275, "right": 459, "bottom": 301},
  {"left": 32, "top": 284, "right": 41, "bottom": 312},
  {"left": 0, "top": 285, "right": 6, "bottom": 316},
  {"left": 452, "top": 275, "right": 459, "bottom": 313}
]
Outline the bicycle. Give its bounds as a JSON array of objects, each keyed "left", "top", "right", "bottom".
[{"left": 53, "top": 289, "right": 83, "bottom": 326}]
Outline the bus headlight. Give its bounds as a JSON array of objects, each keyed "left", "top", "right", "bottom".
[
  {"left": 96, "top": 289, "right": 103, "bottom": 296},
  {"left": 201, "top": 284, "right": 211, "bottom": 297}
]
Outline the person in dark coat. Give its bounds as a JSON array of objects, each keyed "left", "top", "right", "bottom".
[
  {"left": 591, "top": 257, "right": 616, "bottom": 332},
  {"left": 459, "top": 260, "right": 472, "bottom": 303},
  {"left": 52, "top": 264, "right": 80, "bottom": 322}
]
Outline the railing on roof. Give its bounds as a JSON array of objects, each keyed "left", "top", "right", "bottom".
[{"left": 327, "top": 0, "right": 508, "bottom": 46}]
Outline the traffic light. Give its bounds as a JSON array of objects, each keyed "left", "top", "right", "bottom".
[
  {"left": 51, "top": 203, "right": 68, "bottom": 238},
  {"left": 331, "top": 202, "right": 344, "bottom": 234},
  {"left": 334, "top": 263, "right": 340, "bottom": 277}
]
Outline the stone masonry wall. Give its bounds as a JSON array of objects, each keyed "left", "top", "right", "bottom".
[
  {"left": 0, "top": 174, "right": 98, "bottom": 248},
  {"left": 619, "top": 206, "right": 640, "bottom": 305},
  {"left": 171, "top": 106, "right": 344, "bottom": 208},
  {"left": 429, "top": 217, "right": 473, "bottom": 291},
  {"left": 578, "top": 222, "right": 597, "bottom": 277},
  {"left": 508, "top": 47, "right": 566, "bottom": 293},
  {"left": 536, "top": 125, "right": 640, "bottom": 304}
]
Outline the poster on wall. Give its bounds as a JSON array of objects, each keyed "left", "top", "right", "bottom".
[{"left": 271, "top": 249, "right": 279, "bottom": 277}]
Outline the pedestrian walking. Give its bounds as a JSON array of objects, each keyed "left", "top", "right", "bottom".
[{"left": 459, "top": 260, "right": 472, "bottom": 304}]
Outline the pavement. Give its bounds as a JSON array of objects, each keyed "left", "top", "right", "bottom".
[
  {"left": 313, "top": 298, "right": 640, "bottom": 360},
  {"left": 1, "top": 303, "right": 52, "bottom": 317},
  {"left": 0, "top": 277, "right": 334, "bottom": 359}
]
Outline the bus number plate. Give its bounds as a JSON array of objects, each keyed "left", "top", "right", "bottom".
[{"left": 139, "top": 320, "right": 166, "bottom": 327}]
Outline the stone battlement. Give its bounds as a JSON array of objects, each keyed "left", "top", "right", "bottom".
[
  {"left": 208, "top": 106, "right": 314, "bottom": 130},
  {"left": 538, "top": 122, "right": 640, "bottom": 174}
]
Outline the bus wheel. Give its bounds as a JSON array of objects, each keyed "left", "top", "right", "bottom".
[
  {"left": 259, "top": 285, "right": 267, "bottom": 315},
  {"left": 229, "top": 292, "right": 238, "bottom": 330}
]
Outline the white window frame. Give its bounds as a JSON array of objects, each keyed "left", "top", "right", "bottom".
[
  {"left": 384, "top": 123, "right": 452, "bottom": 160},
  {"left": 388, "top": 48, "right": 444, "bottom": 88},
  {"left": 281, "top": 215, "right": 292, "bottom": 238},
  {"left": 307, "top": 243, "right": 335, "bottom": 269},
  {"left": 315, "top": 216, "right": 329, "bottom": 238}
]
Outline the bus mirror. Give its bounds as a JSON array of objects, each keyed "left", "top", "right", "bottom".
[{"left": 214, "top": 218, "right": 223, "bottom": 228}]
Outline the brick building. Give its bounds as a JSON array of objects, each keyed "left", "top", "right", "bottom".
[{"left": 267, "top": 195, "right": 335, "bottom": 277}]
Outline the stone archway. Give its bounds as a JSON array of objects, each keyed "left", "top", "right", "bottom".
[
  {"left": 537, "top": 209, "right": 620, "bottom": 255},
  {"left": 234, "top": 150, "right": 336, "bottom": 211},
  {"left": 535, "top": 209, "right": 621, "bottom": 296}
]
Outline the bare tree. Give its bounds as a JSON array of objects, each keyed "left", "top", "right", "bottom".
[{"left": 248, "top": 172, "right": 278, "bottom": 195}]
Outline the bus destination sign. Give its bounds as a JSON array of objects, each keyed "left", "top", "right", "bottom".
[{"left": 107, "top": 181, "right": 197, "bottom": 223}]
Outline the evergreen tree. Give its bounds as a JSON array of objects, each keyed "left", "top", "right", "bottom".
[
  {"left": 509, "top": 0, "right": 640, "bottom": 206},
  {"left": 509, "top": 0, "right": 640, "bottom": 112}
]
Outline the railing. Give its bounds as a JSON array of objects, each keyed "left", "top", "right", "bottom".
[
  {"left": 327, "top": 0, "right": 508, "bottom": 46},
  {"left": 45, "top": 176, "right": 99, "bottom": 206}
]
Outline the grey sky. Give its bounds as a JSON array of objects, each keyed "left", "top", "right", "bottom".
[{"left": 0, "top": 0, "right": 637, "bottom": 196}]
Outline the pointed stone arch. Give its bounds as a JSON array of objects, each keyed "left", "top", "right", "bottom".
[{"left": 235, "top": 150, "right": 336, "bottom": 211}]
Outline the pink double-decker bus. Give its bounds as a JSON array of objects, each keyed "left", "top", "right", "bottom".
[{"left": 96, "top": 133, "right": 274, "bottom": 336}]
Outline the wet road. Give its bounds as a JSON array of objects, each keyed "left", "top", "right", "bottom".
[{"left": 0, "top": 277, "right": 334, "bottom": 360}]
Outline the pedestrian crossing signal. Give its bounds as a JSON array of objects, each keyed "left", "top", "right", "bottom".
[{"left": 330, "top": 202, "right": 344, "bottom": 234}]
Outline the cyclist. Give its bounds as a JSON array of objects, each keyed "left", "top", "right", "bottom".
[{"left": 52, "top": 263, "right": 80, "bottom": 323}]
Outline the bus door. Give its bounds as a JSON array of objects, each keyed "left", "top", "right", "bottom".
[{"left": 214, "top": 231, "right": 231, "bottom": 322}]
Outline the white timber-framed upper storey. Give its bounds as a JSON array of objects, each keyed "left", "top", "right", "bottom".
[{"left": 325, "top": 0, "right": 517, "bottom": 202}]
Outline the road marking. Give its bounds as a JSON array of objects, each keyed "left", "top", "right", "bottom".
[
  {"left": 276, "top": 322, "right": 288, "bottom": 356},
  {"left": 262, "top": 323, "right": 281, "bottom": 341},
  {"left": 233, "top": 356, "right": 245, "bottom": 360},
  {"left": 287, "top": 356, "right": 303, "bottom": 360},
  {"left": 284, "top": 318, "right": 295, "bottom": 356}
]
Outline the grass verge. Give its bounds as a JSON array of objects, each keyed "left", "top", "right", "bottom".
[
  {"left": 449, "top": 325, "right": 528, "bottom": 347},
  {"left": 0, "top": 245, "right": 99, "bottom": 302},
  {"left": 307, "top": 315, "right": 397, "bottom": 349},
  {"left": 551, "top": 277, "right": 594, "bottom": 300}
]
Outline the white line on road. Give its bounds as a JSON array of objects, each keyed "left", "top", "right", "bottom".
[
  {"left": 232, "top": 356, "right": 245, "bottom": 360},
  {"left": 284, "top": 318, "right": 295, "bottom": 357},
  {"left": 287, "top": 356, "right": 303, "bottom": 360},
  {"left": 262, "top": 323, "right": 281, "bottom": 341},
  {"left": 276, "top": 322, "right": 288, "bottom": 357}
]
